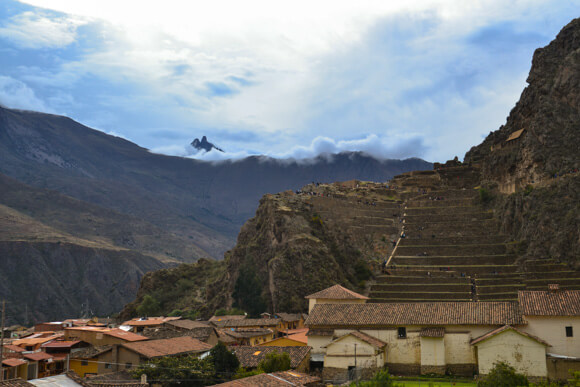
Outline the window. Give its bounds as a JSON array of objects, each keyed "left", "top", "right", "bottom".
[
  {"left": 566, "top": 326, "right": 573, "bottom": 337},
  {"left": 105, "top": 363, "right": 112, "bottom": 369},
  {"left": 81, "top": 361, "right": 88, "bottom": 366},
  {"left": 125, "top": 363, "right": 133, "bottom": 369},
  {"left": 398, "top": 327, "right": 407, "bottom": 339}
]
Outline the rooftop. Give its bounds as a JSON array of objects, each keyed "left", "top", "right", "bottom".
[
  {"left": 211, "top": 370, "right": 320, "bottom": 386},
  {"left": 306, "top": 302, "right": 524, "bottom": 326},
  {"left": 518, "top": 290, "right": 580, "bottom": 316},
  {"left": 305, "top": 284, "right": 369, "bottom": 300},
  {"left": 471, "top": 325, "right": 550, "bottom": 346},
  {"left": 231, "top": 346, "right": 311, "bottom": 369},
  {"left": 212, "top": 318, "right": 280, "bottom": 328},
  {"left": 122, "top": 336, "right": 212, "bottom": 358}
]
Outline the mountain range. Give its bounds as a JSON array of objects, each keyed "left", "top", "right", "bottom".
[{"left": 0, "top": 106, "right": 430, "bottom": 323}]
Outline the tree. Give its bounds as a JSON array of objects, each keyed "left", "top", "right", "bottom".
[
  {"left": 258, "top": 351, "right": 291, "bottom": 373},
  {"left": 478, "top": 362, "right": 529, "bottom": 387},
  {"left": 136, "top": 295, "right": 161, "bottom": 317},
  {"left": 209, "top": 342, "right": 240, "bottom": 381},
  {"left": 131, "top": 355, "right": 215, "bottom": 387},
  {"left": 350, "top": 368, "right": 395, "bottom": 387}
]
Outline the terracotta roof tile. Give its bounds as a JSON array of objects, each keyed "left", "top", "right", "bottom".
[
  {"left": 105, "top": 329, "right": 148, "bottom": 342},
  {"left": 0, "top": 379, "right": 35, "bottom": 386},
  {"left": 305, "top": 284, "right": 369, "bottom": 300},
  {"left": 42, "top": 340, "right": 81, "bottom": 348},
  {"left": 306, "top": 302, "right": 524, "bottom": 326},
  {"left": 306, "top": 329, "right": 333, "bottom": 336},
  {"left": 348, "top": 331, "right": 387, "bottom": 348},
  {"left": 518, "top": 290, "right": 580, "bottom": 316},
  {"left": 70, "top": 345, "right": 113, "bottom": 359},
  {"left": 212, "top": 318, "right": 279, "bottom": 328},
  {"left": 122, "top": 336, "right": 212, "bottom": 358},
  {"left": 3, "top": 345, "right": 25, "bottom": 353},
  {"left": 2, "top": 359, "right": 27, "bottom": 367},
  {"left": 471, "top": 325, "right": 550, "bottom": 346},
  {"left": 165, "top": 320, "right": 210, "bottom": 330},
  {"left": 209, "top": 315, "right": 246, "bottom": 322},
  {"left": 231, "top": 346, "right": 311, "bottom": 369},
  {"left": 420, "top": 327, "right": 445, "bottom": 338},
  {"left": 275, "top": 313, "right": 303, "bottom": 322},
  {"left": 211, "top": 371, "right": 320, "bottom": 386}
]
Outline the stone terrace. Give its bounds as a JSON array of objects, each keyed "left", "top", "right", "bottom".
[{"left": 368, "top": 165, "right": 580, "bottom": 303}]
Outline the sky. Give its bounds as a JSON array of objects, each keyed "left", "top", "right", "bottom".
[{"left": 0, "top": 1, "right": 578, "bottom": 162}]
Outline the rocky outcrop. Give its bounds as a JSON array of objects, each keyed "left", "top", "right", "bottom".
[
  {"left": 465, "top": 18, "right": 580, "bottom": 193},
  {"left": 191, "top": 136, "right": 224, "bottom": 153}
]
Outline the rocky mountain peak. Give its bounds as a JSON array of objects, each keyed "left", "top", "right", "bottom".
[{"left": 191, "top": 135, "right": 224, "bottom": 153}]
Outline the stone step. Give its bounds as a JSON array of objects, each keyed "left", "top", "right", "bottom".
[
  {"left": 398, "top": 236, "right": 509, "bottom": 246},
  {"left": 371, "top": 283, "right": 471, "bottom": 292},
  {"left": 395, "top": 244, "right": 507, "bottom": 256},
  {"left": 391, "top": 255, "right": 516, "bottom": 266},
  {"left": 386, "top": 264, "right": 520, "bottom": 275},
  {"left": 374, "top": 276, "right": 471, "bottom": 284},
  {"left": 369, "top": 295, "right": 474, "bottom": 302},
  {"left": 409, "top": 198, "right": 476, "bottom": 208},
  {"left": 404, "top": 206, "right": 483, "bottom": 216},
  {"left": 404, "top": 212, "right": 493, "bottom": 223},
  {"left": 477, "top": 293, "right": 519, "bottom": 301},
  {"left": 476, "top": 285, "right": 526, "bottom": 294}
]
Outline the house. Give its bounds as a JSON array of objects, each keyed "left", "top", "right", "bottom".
[
  {"left": 323, "top": 331, "right": 387, "bottom": 382},
  {"left": 218, "top": 329, "right": 275, "bottom": 346},
  {"left": 276, "top": 313, "right": 306, "bottom": 331},
  {"left": 2, "top": 359, "right": 28, "bottom": 381},
  {"left": 518, "top": 287, "right": 580, "bottom": 357},
  {"left": 64, "top": 327, "right": 148, "bottom": 346},
  {"left": 306, "top": 301, "right": 524, "bottom": 381},
  {"left": 211, "top": 318, "right": 282, "bottom": 337},
  {"left": 262, "top": 328, "right": 308, "bottom": 347},
  {"left": 121, "top": 317, "right": 181, "bottom": 333},
  {"left": 114, "top": 336, "right": 213, "bottom": 372},
  {"left": 306, "top": 284, "right": 580, "bottom": 382},
  {"left": 210, "top": 370, "right": 320, "bottom": 386},
  {"left": 12, "top": 333, "right": 63, "bottom": 352},
  {"left": 22, "top": 352, "right": 54, "bottom": 380},
  {"left": 161, "top": 319, "right": 219, "bottom": 345},
  {"left": 231, "top": 346, "right": 312, "bottom": 373},
  {"left": 69, "top": 346, "right": 114, "bottom": 377},
  {"left": 304, "top": 284, "right": 368, "bottom": 313},
  {"left": 471, "top": 325, "right": 550, "bottom": 377}
]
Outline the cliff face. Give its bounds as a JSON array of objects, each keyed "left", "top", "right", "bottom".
[
  {"left": 465, "top": 18, "right": 580, "bottom": 193},
  {"left": 465, "top": 18, "right": 580, "bottom": 267}
]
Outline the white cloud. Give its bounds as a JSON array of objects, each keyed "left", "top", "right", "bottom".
[
  {"left": 0, "top": 11, "right": 86, "bottom": 49},
  {"left": 0, "top": 76, "right": 52, "bottom": 112}
]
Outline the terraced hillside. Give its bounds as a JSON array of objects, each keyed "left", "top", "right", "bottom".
[{"left": 369, "top": 165, "right": 580, "bottom": 303}]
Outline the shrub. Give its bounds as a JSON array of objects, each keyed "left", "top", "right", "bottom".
[
  {"left": 209, "top": 342, "right": 240, "bottom": 381},
  {"left": 478, "top": 362, "right": 529, "bottom": 387},
  {"left": 350, "top": 368, "right": 397, "bottom": 386},
  {"left": 136, "top": 295, "right": 161, "bottom": 317},
  {"left": 479, "top": 187, "right": 493, "bottom": 204},
  {"left": 258, "top": 352, "right": 291, "bottom": 373}
]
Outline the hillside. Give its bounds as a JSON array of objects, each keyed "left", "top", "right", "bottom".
[
  {"left": 0, "top": 106, "right": 430, "bottom": 324},
  {"left": 121, "top": 18, "right": 580, "bottom": 319}
]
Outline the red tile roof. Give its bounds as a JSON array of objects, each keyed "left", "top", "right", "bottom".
[
  {"left": 3, "top": 345, "right": 25, "bottom": 353},
  {"left": 122, "top": 336, "right": 212, "bottom": 358},
  {"left": 2, "top": 359, "right": 27, "bottom": 367},
  {"left": 337, "top": 331, "right": 387, "bottom": 349},
  {"left": 231, "top": 346, "right": 311, "bottom": 369},
  {"left": 104, "top": 329, "right": 148, "bottom": 342},
  {"left": 42, "top": 340, "right": 81, "bottom": 348},
  {"left": 471, "top": 325, "right": 550, "bottom": 346},
  {"left": 518, "top": 290, "right": 580, "bottom": 316},
  {"left": 209, "top": 315, "right": 246, "bottom": 322},
  {"left": 24, "top": 352, "right": 53, "bottom": 361},
  {"left": 306, "top": 302, "right": 524, "bottom": 326},
  {"left": 212, "top": 318, "right": 280, "bottom": 328},
  {"left": 211, "top": 370, "right": 320, "bottom": 386},
  {"left": 420, "top": 327, "right": 445, "bottom": 338},
  {"left": 305, "top": 284, "right": 369, "bottom": 300}
]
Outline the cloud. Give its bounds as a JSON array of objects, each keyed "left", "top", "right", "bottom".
[
  {"left": 0, "top": 75, "right": 52, "bottom": 112},
  {"left": 0, "top": 11, "right": 86, "bottom": 49}
]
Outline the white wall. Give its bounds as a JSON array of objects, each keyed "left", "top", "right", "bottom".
[{"left": 522, "top": 316, "right": 580, "bottom": 357}]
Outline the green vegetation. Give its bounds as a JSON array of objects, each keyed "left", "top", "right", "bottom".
[
  {"left": 136, "top": 295, "right": 161, "bottom": 317},
  {"left": 131, "top": 355, "right": 215, "bottom": 387},
  {"left": 478, "top": 187, "right": 493, "bottom": 204},
  {"left": 208, "top": 342, "right": 240, "bottom": 382},
  {"left": 232, "top": 260, "right": 267, "bottom": 317},
  {"left": 215, "top": 308, "right": 245, "bottom": 316},
  {"left": 257, "top": 351, "right": 291, "bottom": 373},
  {"left": 477, "top": 362, "right": 528, "bottom": 387},
  {"left": 350, "top": 369, "right": 397, "bottom": 386}
]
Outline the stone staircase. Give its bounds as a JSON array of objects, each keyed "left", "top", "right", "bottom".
[{"left": 367, "top": 165, "right": 580, "bottom": 303}]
